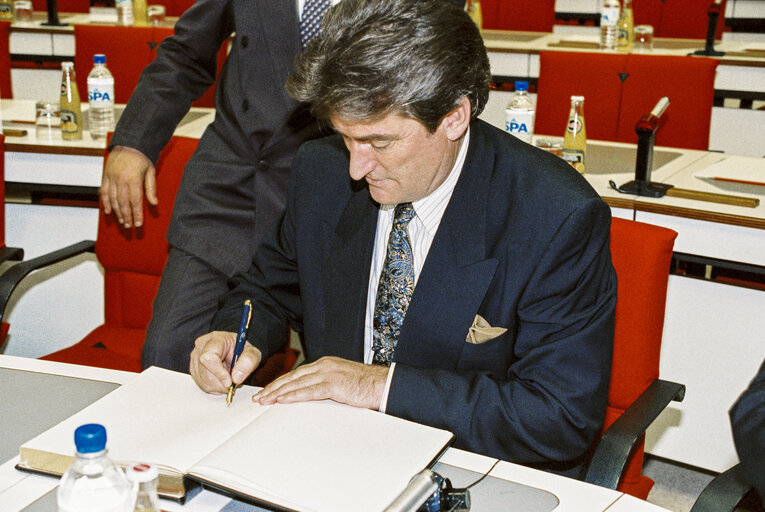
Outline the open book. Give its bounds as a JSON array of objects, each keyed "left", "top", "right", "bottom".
[{"left": 17, "top": 366, "right": 454, "bottom": 512}]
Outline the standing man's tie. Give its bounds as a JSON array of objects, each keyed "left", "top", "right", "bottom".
[
  {"left": 300, "top": 0, "right": 331, "bottom": 47},
  {"left": 372, "top": 203, "right": 416, "bottom": 366}
]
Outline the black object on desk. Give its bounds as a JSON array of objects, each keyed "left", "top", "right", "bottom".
[
  {"left": 692, "top": 0, "right": 725, "bottom": 57},
  {"left": 611, "top": 97, "right": 673, "bottom": 198},
  {"left": 41, "top": 0, "right": 66, "bottom": 27}
]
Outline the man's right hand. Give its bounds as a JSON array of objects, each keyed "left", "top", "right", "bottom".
[
  {"left": 190, "top": 331, "right": 263, "bottom": 395},
  {"left": 100, "top": 146, "right": 157, "bottom": 228}
]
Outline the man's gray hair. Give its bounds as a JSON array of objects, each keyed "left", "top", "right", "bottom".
[{"left": 286, "top": 0, "right": 491, "bottom": 132}]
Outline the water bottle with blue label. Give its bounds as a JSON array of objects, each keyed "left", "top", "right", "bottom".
[
  {"left": 505, "top": 81, "right": 535, "bottom": 144},
  {"left": 57, "top": 424, "right": 132, "bottom": 512},
  {"left": 87, "top": 54, "right": 115, "bottom": 140}
]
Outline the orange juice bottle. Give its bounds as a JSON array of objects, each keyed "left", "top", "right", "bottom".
[
  {"left": 60, "top": 62, "right": 83, "bottom": 140},
  {"left": 562, "top": 95, "right": 587, "bottom": 174}
]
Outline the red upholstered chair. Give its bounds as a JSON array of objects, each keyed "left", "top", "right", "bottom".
[
  {"left": 74, "top": 25, "right": 156, "bottom": 104},
  {"left": 616, "top": 54, "right": 719, "bottom": 150},
  {"left": 535, "top": 51, "right": 627, "bottom": 141},
  {"left": 585, "top": 218, "right": 685, "bottom": 499},
  {"left": 1, "top": 21, "right": 11, "bottom": 98},
  {"left": 481, "top": 0, "right": 555, "bottom": 32},
  {"left": 0, "top": 135, "right": 297, "bottom": 381}
]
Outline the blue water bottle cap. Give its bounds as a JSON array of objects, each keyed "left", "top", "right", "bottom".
[
  {"left": 514, "top": 81, "right": 529, "bottom": 92},
  {"left": 74, "top": 423, "right": 107, "bottom": 453},
  {"left": 93, "top": 54, "right": 106, "bottom": 64}
]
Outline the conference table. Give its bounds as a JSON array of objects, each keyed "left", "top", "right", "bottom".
[{"left": 0, "top": 355, "right": 671, "bottom": 512}]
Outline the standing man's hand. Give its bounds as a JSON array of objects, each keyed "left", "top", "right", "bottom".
[
  {"left": 100, "top": 146, "right": 157, "bottom": 228},
  {"left": 190, "top": 331, "right": 263, "bottom": 394},
  {"left": 252, "top": 356, "right": 388, "bottom": 410}
]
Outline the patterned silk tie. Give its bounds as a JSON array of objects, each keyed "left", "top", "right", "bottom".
[
  {"left": 372, "top": 203, "right": 416, "bottom": 366},
  {"left": 300, "top": 0, "right": 331, "bottom": 47}
]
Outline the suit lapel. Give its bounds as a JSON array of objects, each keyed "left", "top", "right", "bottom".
[
  {"left": 395, "top": 124, "right": 499, "bottom": 369},
  {"left": 321, "top": 185, "right": 378, "bottom": 362}
]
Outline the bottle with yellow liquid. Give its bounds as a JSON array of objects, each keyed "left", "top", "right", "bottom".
[
  {"left": 0, "top": 0, "right": 14, "bottom": 20},
  {"left": 466, "top": 0, "right": 482, "bottom": 30},
  {"left": 617, "top": 0, "right": 634, "bottom": 52},
  {"left": 133, "top": 0, "right": 148, "bottom": 26},
  {"left": 60, "top": 62, "right": 83, "bottom": 140},
  {"left": 562, "top": 95, "right": 587, "bottom": 174}
]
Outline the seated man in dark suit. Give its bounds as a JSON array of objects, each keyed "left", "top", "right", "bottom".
[
  {"left": 730, "top": 359, "right": 765, "bottom": 499},
  {"left": 190, "top": 0, "right": 617, "bottom": 478}
]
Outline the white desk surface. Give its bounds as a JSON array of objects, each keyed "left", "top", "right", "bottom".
[{"left": 0, "top": 355, "right": 668, "bottom": 512}]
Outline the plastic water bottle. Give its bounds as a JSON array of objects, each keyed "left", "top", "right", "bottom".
[
  {"left": 126, "top": 463, "right": 161, "bottom": 512},
  {"left": 57, "top": 424, "right": 132, "bottom": 512},
  {"left": 116, "top": 0, "right": 134, "bottom": 26},
  {"left": 600, "top": 0, "right": 620, "bottom": 51},
  {"left": 505, "top": 81, "right": 535, "bottom": 144},
  {"left": 87, "top": 54, "right": 115, "bottom": 140}
]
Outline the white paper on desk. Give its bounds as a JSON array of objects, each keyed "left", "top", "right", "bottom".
[{"left": 693, "top": 156, "right": 765, "bottom": 187}]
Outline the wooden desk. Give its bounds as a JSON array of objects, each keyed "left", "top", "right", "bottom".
[{"left": 0, "top": 355, "right": 669, "bottom": 512}]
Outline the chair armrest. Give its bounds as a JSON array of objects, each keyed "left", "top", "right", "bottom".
[
  {"left": 690, "top": 464, "right": 755, "bottom": 512},
  {"left": 0, "top": 240, "right": 96, "bottom": 323},
  {"left": 0, "top": 246, "right": 24, "bottom": 264},
  {"left": 585, "top": 378, "right": 686, "bottom": 490}
]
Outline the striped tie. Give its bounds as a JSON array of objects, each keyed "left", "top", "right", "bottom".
[
  {"left": 372, "top": 203, "right": 416, "bottom": 366},
  {"left": 300, "top": 0, "right": 331, "bottom": 47}
]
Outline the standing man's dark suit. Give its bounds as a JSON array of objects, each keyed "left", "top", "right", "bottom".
[
  {"left": 110, "top": 0, "right": 322, "bottom": 372},
  {"left": 109, "top": 0, "right": 467, "bottom": 373},
  {"left": 211, "top": 120, "right": 617, "bottom": 477},
  {"left": 730, "top": 359, "right": 765, "bottom": 498}
]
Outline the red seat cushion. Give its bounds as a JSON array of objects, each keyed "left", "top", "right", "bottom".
[{"left": 41, "top": 325, "right": 145, "bottom": 372}]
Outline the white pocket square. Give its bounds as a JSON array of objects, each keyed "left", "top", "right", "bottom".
[{"left": 466, "top": 314, "right": 508, "bottom": 344}]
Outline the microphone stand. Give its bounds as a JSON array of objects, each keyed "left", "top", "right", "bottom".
[
  {"left": 692, "top": 0, "right": 725, "bottom": 57},
  {"left": 41, "top": 0, "right": 67, "bottom": 26},
  {"left": 610, "top": 97, "right": 673, "bottom": 198}
]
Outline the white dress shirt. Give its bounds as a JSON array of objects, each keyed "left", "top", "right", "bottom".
[{"left": 363, "top": 128, "right": 471, "bottom": 412}]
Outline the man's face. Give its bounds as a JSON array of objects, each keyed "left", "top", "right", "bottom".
[{"left": 331, "top": 111, "right": 463, "bottom": 205}]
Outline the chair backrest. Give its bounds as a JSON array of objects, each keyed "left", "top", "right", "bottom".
[
  {"left": 31, "top": 0, "right": 89, "bottom": 12},
  {"left": 616, "top": 54, "right": 719, "bottom": 150},
  {"left": 74, "top": 24, "right": 226, "bottom": 109},
  {"left": 481, "top": 0, "right": 555, "bottom": 32},
  {"left": 656, "top": 0, "right": 728, "bottom": 40},
  {"left": 535, "top": 51, "right": 627, "bottom": 141},
  {"left": 605, "top": 217, "right": 677, "bottom": 498},
  {"left": 536, "top": 51, "right": 719, "bottom": 150},
  {"left": 96, "top": 135, "right": 198, "bottom": 329},
  {"left": 1, "top": 21, "right": 11, "bottom": 98},
  {"left": 74, "top": 24, "right": 157, "bottom": 104}
]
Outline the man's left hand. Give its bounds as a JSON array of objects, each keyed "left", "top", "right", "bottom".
[{"left": 252, "top": 356, "right": 389, "bottom": 410}]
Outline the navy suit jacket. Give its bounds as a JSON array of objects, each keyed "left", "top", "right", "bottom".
[
  {"left": 212, "top": 120, "right": 617, "bottom": 477},
  {"left": 730, "top": 359, "right": 765, "bottom": 498}
]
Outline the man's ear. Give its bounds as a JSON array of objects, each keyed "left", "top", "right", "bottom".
[{"left": 441, "top": 96, "right": 472, "bottom": 141}]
